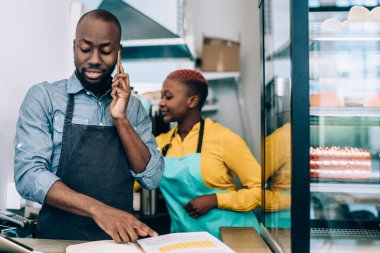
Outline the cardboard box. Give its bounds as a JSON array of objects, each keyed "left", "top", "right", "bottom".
[{"left": 201, "top": 36, "right": 240, "bottom": 72}]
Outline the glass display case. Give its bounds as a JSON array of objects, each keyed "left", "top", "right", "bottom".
[
  {"left": 259, "top": 0, "right": 310, "bottom": 252},
  {"left": 260, "top": 0, "right": 380, "bottom": 252},
  {"left": 309, "top": 2, "right": 380, "bottom": 239}
]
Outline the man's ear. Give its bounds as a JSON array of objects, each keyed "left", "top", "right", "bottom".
[
  {"left": 188, "top": 95, "right": 200, "bottom": 109},
  {"left": 73, "top": 39, "right": 76, "bottom": 52}
]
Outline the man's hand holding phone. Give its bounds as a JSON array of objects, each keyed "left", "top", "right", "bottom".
[{"left": 110, "top": 47, "right": 131, "bottom": 120}]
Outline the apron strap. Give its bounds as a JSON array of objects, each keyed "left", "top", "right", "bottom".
[
  {"left": 162, "top": 118, "right": 205, "bottom": 157},
  {"left": 64, "top": 94, "right": 75, "bottom": 124},
  {"left": 196, "top": 118, "right": 205, "bottom": 153}
]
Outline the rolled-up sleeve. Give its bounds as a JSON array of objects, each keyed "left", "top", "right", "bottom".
[
  {"left": 130, "top": 99, "right": 164, "bottom": 190},
  {"left": 14, "top": 85, "right": 60, "bottom": 204}
]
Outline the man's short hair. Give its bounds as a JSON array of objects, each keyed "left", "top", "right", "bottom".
[{"left": 77, "top": 9, "right": 122, "bottom": 42}]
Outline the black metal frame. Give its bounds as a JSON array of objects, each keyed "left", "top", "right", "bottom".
[
  {"left": 259, "top": 0, "right": 266, "bottom": 229},
  {"left": 290, "top": 0, "right": 310, "bottom": 252},
  {"left": 259, "top": 0, "right": 310, "bottom": 252}
]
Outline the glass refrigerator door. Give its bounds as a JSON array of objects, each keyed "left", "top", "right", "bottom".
[
  {"left": 261, "top": 0, "right": 292, "bottom": 251},
  {"left": 308, "top": 2, "right": 380, "bottom": 244}
]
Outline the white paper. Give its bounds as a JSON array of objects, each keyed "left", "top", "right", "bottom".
[
  {"left": 66, "top": 240, "right": 143, "bottom": 253},
  {"left": 137, "top": 232, "right": 236, "bottom": 253}
]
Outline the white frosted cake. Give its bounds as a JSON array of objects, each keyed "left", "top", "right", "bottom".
[{"left": 310, "top": 147, "right": 372, "bottom": 180}]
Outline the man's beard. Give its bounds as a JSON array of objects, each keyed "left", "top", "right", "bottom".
[{"left": 75, "top": 65, "right": 113, "bottom": 96}]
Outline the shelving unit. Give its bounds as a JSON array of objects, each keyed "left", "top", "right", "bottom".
[
  {"left": 201, "top": 71, "right": 240, "bottom": 81},
  {"left": 201, "top": 104, "right": 219, "bottom": 113},
  {"left": 310, "top": 107, "right": 380, "bottom": 117},
  {"left": 310, "top": 183, "right": 380, "bottom": 194},
  {"left": 308, "top": 7, "right": 380, "bottom": 248}
]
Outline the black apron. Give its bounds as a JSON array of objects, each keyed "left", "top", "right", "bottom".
[{"left": 36, "top": 94, "right": 134, "bottom": 240}]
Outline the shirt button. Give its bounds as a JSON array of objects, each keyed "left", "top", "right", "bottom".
[
  {"left": 86, "top": 91, "right": 91, "bottom": 95},
  {"left": 98, "top": 102, "right": 102, "bottom": 106},
  {"left": 100, "top": 122, "right": 103, "bottom": 126}
]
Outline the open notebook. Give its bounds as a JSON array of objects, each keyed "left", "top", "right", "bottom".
[{"left": 66, "top": 232, "right": 236, "bottom": 253}]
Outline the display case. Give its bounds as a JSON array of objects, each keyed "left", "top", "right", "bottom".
[
  {"left": 259, "top": 0, "right": 310, "bottom": 252},
  {"left": 309, "top": 2, "right": 380, "bottom": 238},
  {"left": 260, "top": 0, "right": 380, "bottom": 252}
]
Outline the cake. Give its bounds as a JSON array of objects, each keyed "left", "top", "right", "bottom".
[
  {"left": 368, "top": 93, "right": 380, "bottom": 107},
  {"left": 310, "top": 147, "right": 372, "bottom": 180}
]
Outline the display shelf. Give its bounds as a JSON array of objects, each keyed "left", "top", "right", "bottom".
[
  {"left": 310, "top": 182, "right": 380, "bottom": 194},
  {"left": 309, "top": 33, "right": 380, "bottom": 53},
  {"left": 310, "top": 32, "right": 380, "bottom": 42},
  {"left": 309, "top": 78, "right": 380, "bottom": 89},
  {"left": 310, "top": 107, "right": 380, "bottom": 117}
]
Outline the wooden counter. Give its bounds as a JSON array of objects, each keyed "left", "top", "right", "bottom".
[
  {"left": 14, "top": 229, "right": 380, "bottom": 252},
  {"left": 220, "top": 227, "right": 272, "bottom": 253},
  {"left": 14, "top": 227, "right": 271, "bottom": 253},
  {"left": 14, "top": 238, "right": 84, "bottom": 253}
]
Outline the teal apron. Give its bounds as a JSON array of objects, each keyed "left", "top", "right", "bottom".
[{"left": 159, "top": 119, "right": 260, "bottom": 239}]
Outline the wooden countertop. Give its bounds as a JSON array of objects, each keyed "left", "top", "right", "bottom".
[
  {"left": 220, "top": 227, "right": 272, "bottom": 253},
  {"left": 14, "top": 227, "right": 271, "bottom": 253},
  {"left": 14, "top": 238, "right": 84, "bottom": 253}
]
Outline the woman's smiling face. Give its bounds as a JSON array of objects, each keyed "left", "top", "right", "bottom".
[{"left": 159, "top": 79, "right": 193, "bottom": 123}]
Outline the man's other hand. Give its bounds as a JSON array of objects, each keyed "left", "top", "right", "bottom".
[{"left": 92, "top": 205, "right": 158, "bottom": 243}]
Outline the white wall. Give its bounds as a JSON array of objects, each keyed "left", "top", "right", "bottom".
[
  {"left": 187, "top": 0, "right": 243, "bottom": 57},
  {"left": 187, "top": 0, "right": 261, "bottom": 159},
  {"left": 240, "top": 0, "right": 261, "bottom": 160},
  {"left": 0, "top": 0, "right": 75, "bottom": 208}
]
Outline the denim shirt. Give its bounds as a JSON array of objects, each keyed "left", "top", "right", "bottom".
[{"left": 14, "top": 72, "right": 164, "bottom": 204}]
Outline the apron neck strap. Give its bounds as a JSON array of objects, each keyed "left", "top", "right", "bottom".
[
  {"left": 162, "top": 118, "right": 205, "bottom": 157},
  {"left": 64, "top": 94, "right": 75, "bottom": 124},
  {"left": 196, "top": 118, "right": 205, "bottom": 153}
]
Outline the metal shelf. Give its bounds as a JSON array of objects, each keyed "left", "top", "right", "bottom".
[
  {"left": 310, "top": 183, "right": 380, "bottom": 194},
  {"left": 202, "top": 104, "right": 219, "bottom": 113},
  {"left": 202, "top": 72, "right": 240, "bottom": 81},
  {"left": 310, "top": 107, "right": 380, "bottom": 117},
  {"left": 310, "top": 32, "right": 380, "bottom": 42}
]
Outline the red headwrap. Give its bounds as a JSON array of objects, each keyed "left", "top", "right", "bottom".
[{"left": 166, "top": 69, "right": 208, "bottom": 85}]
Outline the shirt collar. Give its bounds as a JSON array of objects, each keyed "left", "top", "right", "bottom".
[
  {"left": 67, "top": 72, "right": 85, "bottom": 94},
  {"left": 66, "top": 72, "right": 113, "bottom": 97},
  {"left": 191, "top": 121, "right": 202, "bottom": 131}
]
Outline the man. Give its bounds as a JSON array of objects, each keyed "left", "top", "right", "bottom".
[{"left": 14, "top": 10, "right": 164, "bottom": 243}]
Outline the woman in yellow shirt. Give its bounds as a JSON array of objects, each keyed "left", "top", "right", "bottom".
[{"left": 157, "top": 69, "right": 261, "bottom": 238}]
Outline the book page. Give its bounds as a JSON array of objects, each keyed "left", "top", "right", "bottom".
[
  {"left": 137, "top": 232, "right": 236, "bottom": 253},
  {"left": 66, "top": 240, "right": 143, "bottom": 253}
]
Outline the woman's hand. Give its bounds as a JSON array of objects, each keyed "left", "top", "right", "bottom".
[
  {"left": 183, "top": 194, "right": 218, "bottom": 218},
  {"left": 110, "top": 65, "right": 131, "bottom": 120}
]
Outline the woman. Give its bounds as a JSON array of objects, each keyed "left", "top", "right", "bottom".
[{"left": 156, "top": 69, "right": 261, "bottom": 238}]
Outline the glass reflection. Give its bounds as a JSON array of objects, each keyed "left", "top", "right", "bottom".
[{"left": 262, "top": 0, "right": 292, "bottom": 251}]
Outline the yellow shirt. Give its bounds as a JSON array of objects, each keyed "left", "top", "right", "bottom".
[{"left": 156, "top": 118, "right": 261, "bottom": 212}]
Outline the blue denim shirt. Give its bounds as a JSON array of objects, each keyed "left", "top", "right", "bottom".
[{"left": 14, "top": 73, "right": 164, "bottom": 204}]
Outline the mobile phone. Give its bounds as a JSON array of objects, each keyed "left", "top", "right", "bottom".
[{"left": 117, "top": 47, "right": 122, "bottom": 74}]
